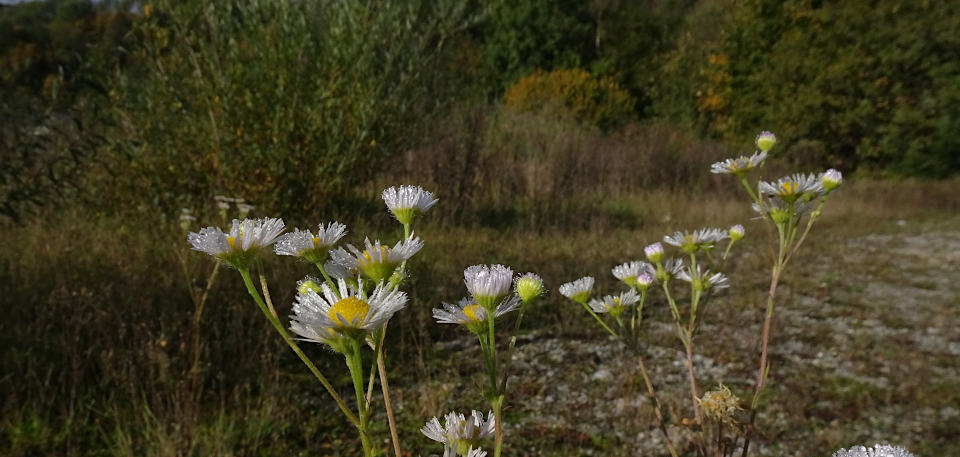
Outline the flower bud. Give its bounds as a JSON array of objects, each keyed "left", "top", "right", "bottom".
[
  {"left": 644, "top": 242, "right": 664, "bottom": 264},
  {"left": 755, "top": 131, "right": 776, "bottom": 153},
  {"left": 729, "top": 224, "right": 745, "bottom": 241},
  {"left": 515, "top": 273, "right": 544, "bottom": 303},
  {"left": 635, "top": 273, "right": 654, "bottom": 291},
  {"left": 822, "top": 168, "right": 842, "bottom": 192}
]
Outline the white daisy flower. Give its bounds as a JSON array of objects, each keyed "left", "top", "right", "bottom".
[
  {"left": 433, "top": 296, "right": 520, "bottom": 333},
  {"left": 755, "top": 131, "right": 776, "bottom": 152},
  {"left": 677, "top": 265, "right": 729, "bottom": 291},
  {"left": 422, "top": 410, "right": 495, "bottom": 454},
  {"left": 514, "top": 272, "right": 545, "bottom": 303},
  {"left": 275, "top": 222, "right": 346, "bottom": 262},
  {"left": 710, "top": 151, "right": 767, "bottom": 175},
  {"left": 464, "top": 264, "right": 514, "bottom": 309},
  {"left": 329, "top": 236, "right": 423, "bottom": 282},
  {"left": 444, "top": 446, "right": 486, "bottom": 457},
  {"left": 382, "top": 185, "right": 439, "bottom": 225},
  {"left": 274, "top": 222, "right": 348, "bottom": 263},
  {"left": 832, "top": 444, "right": 914, "bottom": 457},
  {"left": 559, "top": 276, "right": 594, "bottom": 304},
  {"left": 664, "top": 228, "right": 729, "bottom": 253},
  {"left": 656, "top": 258, "right": 684, "bottom": 283},
  {"left": 587, "top": 290, "right": 640, "bottom": 315},
  {"left": 612, "top": 261, "right": 655, "bottom": 289},
  {"left": 187, "top": 218, "right": 285, "bottom": 269},
  {"left": 759, "top": 173, "right": 824, "bottom": 202},
  {"left": 821, "top": 168, "right": 843, "bottom": 192},
  {"left": 752, "top": 195, "right": 814, "bottom": 224},
  {"left": 289, "top": 278, "right": 406, "bottom": 347}
]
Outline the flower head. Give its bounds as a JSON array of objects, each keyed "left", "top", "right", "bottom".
[
  {"left": 433, "top": 296, "right": 520, "bottom": 334},
  {"left": 422, "top": 410, "right": 495, "bottom": 456},
  {"left": 698, "top": 384, "right": 742, "bottom": 426},
  {"left": 729, "top": 224, "right": 745, "bottom": 241},
  {"left": 656, "top": 258, "right": 684, "bottom": 283},
  {"left": 677, "top": 265, "right": 729, "bottom": 291},
  {"left": 289, "top": 278, "right": 406, "bottom": 349},
  {"left": 832, "top": 444, "right": 915, "bottom": 457},
  {"left": 514, "top": 272, "right": 544, "bottom": 303},
  {"left": 187, "top": 218, "right": 285, "bottom": 269},
  {"left": 821, "top": 168, "right": 843, "bottom": 193},
  {"left": 710, "top": 151, "right": 767, "bottom": 176},
  {"left": 382, "top": 185, "right": 439, "bottom": 225},
  {"left": 755, "top": 131, "right": 776, "bottom": 152},
  {"left": 588, "top": 290, "right": 640, "bottom": 317},
  {"left": 330, "top": 236, "right": 423, "bottom": 282},
  {"left": 612, "top": 261, "right": 655, "bottom": 289},
  {"left": 275, "top": 222, "right": 347, "bottom": 263},
  {"left": 464, "top": 264, "right": 514, "bottom": 309},
  {"left": 664, "top": 228, "right": 729, "bottom": 254},
  {"left": 759, "top": 173, "right": 823, "bottom": 203},
  {"left": 752, "top": 195, "right": 815, "bottom": 224},
  {"left": 644, "top": 242, "right": 664, "bottom": 263},
  {"left": 559, "top": 276, "right": 594, "bottom": 304}
]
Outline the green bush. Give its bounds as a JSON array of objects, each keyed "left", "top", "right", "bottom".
[{"left": 100, "top": 0, "right": 471, "bottom": 216}]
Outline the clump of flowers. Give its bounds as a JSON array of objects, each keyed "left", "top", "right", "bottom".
[
  {"left": 557, "top": 130, "right": 842, "bottom": 457},
  {"left": 433, "top": 266, "right": 543, "bottom": 457},
  {"left": 422, "top": 410, "right": 495, "bottom": 457},
  {"left": 832, "top": 444, "right": 914, "bottom": 457}
]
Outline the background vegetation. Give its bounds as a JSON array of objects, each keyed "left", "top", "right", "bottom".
[{"left": 2, "top": 0, "right": 958, "bottom": 456}]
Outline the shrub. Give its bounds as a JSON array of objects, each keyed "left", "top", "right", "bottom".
[{"left": 503, "top": 68, "right": 635, "bottom": 129}]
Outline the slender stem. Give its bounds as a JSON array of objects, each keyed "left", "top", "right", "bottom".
[
  {"left": 578, "top": 301, "right": 618, "bottom": 337},
  {"left": 313, "top": 261, "right": 338, "bottom": 292},
  {"left": 784, "top": 197, "right": 827, "bottom": 265},
  {"left": 347, "top": 338, "right": 374, "bottom": 457},
  {"left": 493, "top": 395, "right": 505, "bottom": 457},
  {"left": 738, "top": 176, "right": 762, "bottom": 207},
  {"left": 716, "top": 422, "right": 723, "bottom": 457},
  {"left": 634, "top": 354, "right": 679, "bottom": 457},
  {"left": 740, "top": 263, "right": 781, "bottom": 457},
  {"left": 684, "top": 336, "right": 704, "bottom": 456},
  {"left": 376, "top": 322, "right": 403, "bottom": 457},
  {"left": 500, "top": 301, "right": 530, "bottom": 394},
  {"left": 238, "top": 269, "right": 361, "bottom": 428},
  {"left": 189, "top": 260, "right": 220, "bottom": 394},
  {"left": 258, "top": 271, "right": 278, "bottom": 319}
]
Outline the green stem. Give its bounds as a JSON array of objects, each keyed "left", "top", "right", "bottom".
[
  {"left": 347, "top": 338, "right": 374, "bottom": 457},
  {"left": 578, "top": 301, "right": 618, "bottom": 338},
  {"left": 739, "top": 176, "right": 762, "bottom": 207},
  {"left": 238, "top": 269, "right": 361, "bottom": 428},
  {"left": 313, "top": 261, "right": 338, "bottom": 293},
  {"left": 376, "top": 322, "right": 403, "bottom": 457},
  {"left": 500, "top": 300, "right": 531, "bottom": 394},
  {"left": 493, "top": 395, "right": 505, "bottom": 457}
]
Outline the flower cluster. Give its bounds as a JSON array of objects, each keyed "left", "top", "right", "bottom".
[{"left": 421, "top": 410, "right": 494, "bottom": 457}]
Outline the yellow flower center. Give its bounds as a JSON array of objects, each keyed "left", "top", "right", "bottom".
[
  {"left": 312, "top": 236, "right": 321, "bottom": 248},
  {"left": 326, "top": 296, "right": 370, "bottom": 326},
  {"left": 361, "top": 245, "right": 391, "bottom": 264},
  {"left": 780, "top": 181, "right": 798, "bottom": 195},
  {"left": 227, "top": 236, "right": 237, "bottom": 249},
  {"left": 462, "top": 303, "right": 484, "bottom": 322},
  {"left": 607, "top": 297, "right": 621, "bottom": 309}
]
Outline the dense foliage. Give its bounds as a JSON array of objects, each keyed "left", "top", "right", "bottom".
[{"left": 2, "top": 0, "right": 958, "bottom": 221}]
